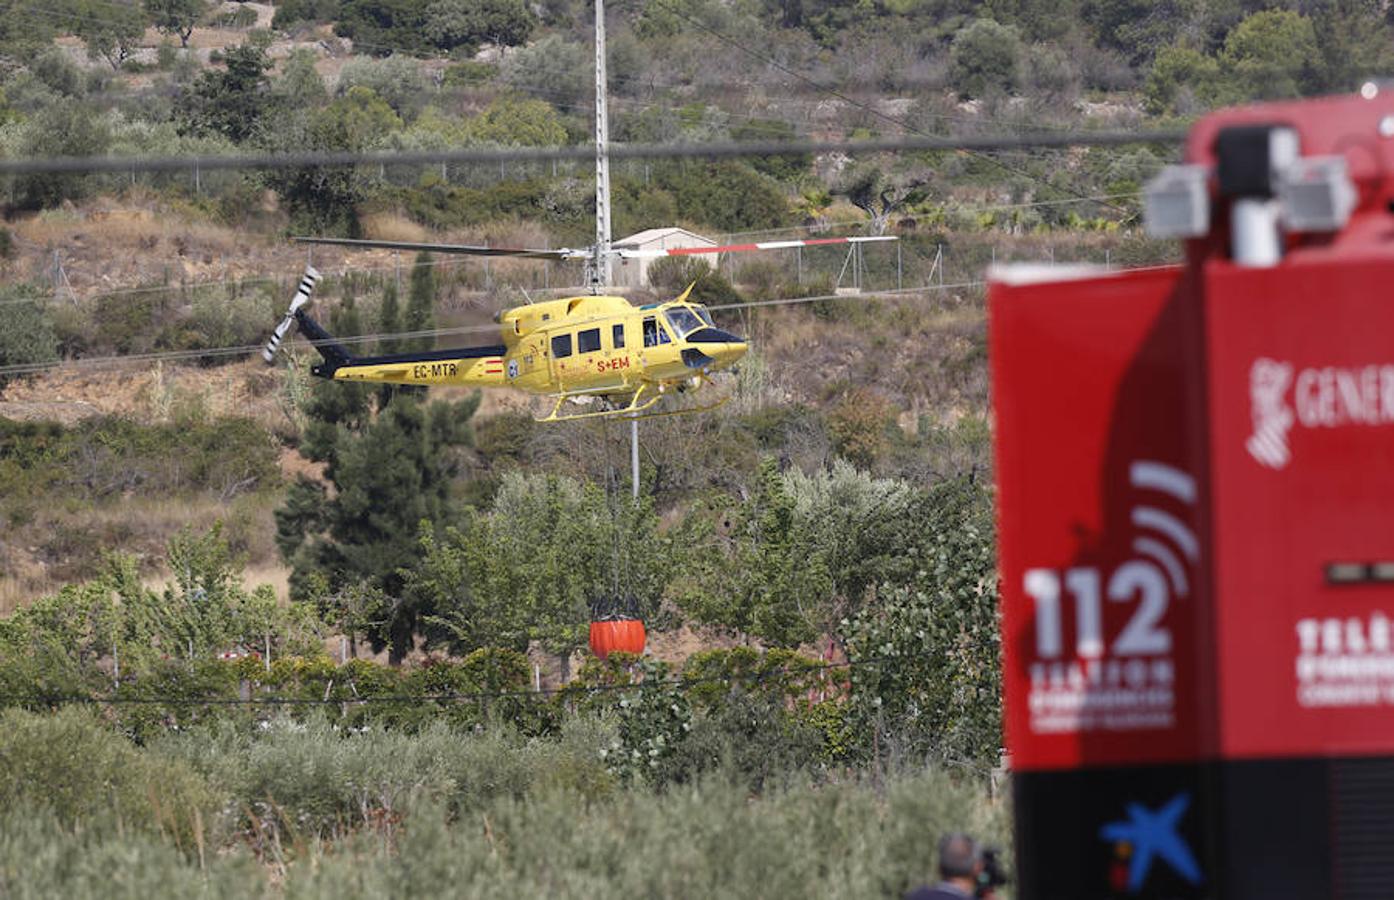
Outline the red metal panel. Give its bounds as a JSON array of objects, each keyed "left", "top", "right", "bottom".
[
  {"left": 992, "top": 266, "right": 1212, "bottom": 771},
  {"left": 1204, "top": 256, "right": 1394, "bottom": 759}
]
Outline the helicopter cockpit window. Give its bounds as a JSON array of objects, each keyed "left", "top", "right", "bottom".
[
  {"left": 693, "top": 306, "right": 714, "bottom": 328},
  {"left": 642, "top": 316, "right": 670, "bottom": 347},
  {"left": 551, "top": 333, "right": 572, "bottom": 358},
  {"left": 664, "top": 308, "right": 703, "bottom": 339}
]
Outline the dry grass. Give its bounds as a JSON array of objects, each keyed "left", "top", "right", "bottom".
[
  {"left": 0, "top": 359, "right": 295, "bottom": 436},
  {"left": 0, "top": 490, "right": 285, "bottom": 614},
  {"left": 14, "top": 200, "right": 289, "bottom": 296},
  {"left": 360, "top": 212, "right": 431, "bottom": 243}
]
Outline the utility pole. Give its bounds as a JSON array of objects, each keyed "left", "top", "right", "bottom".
[
  {"left": 591, "top": 0, "right": 612, "bottom": 293},
  {"left": 593, "top": 0, "right": 635, "bottom": 497},
  {"left": 630, "top": 416, "right": 639, "bottom": 498}
]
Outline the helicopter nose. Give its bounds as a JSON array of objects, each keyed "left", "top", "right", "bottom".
[
  {"left": 715, "top": 339, "right": 748, "bottom": 368},
  {"left": 685, "top": 327, "right": 748, "bottom": 370}
]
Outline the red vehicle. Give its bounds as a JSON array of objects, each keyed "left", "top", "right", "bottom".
[{"left": 992, "top": 88, "right": 1394, "bottom": 899}]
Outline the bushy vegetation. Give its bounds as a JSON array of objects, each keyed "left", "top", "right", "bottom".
[{"left": 0, "top": 706, "right": 1006, "bottom": 899}]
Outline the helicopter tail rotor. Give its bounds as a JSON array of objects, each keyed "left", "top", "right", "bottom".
[{"left": 263, "top": 266, "right": 320, "bottom": 364}]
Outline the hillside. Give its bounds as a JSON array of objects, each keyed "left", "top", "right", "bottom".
[
  {"left": 5, "top": 1, "right": 1394, "bottom": 893},
  {"left": 0, "top": 0, "right": 1380, "bottom": 617}
]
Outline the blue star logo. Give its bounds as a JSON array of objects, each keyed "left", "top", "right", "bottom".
[{"left": 1099, "top": 791, "right": 1202, "bottom": 892}]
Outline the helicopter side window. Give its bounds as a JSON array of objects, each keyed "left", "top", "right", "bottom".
[
  {"left": 577, "top": 328, "right": 601, "bottom": 354},
  {"left": 612, "top": 323, "right": 625, "bottom": 349},
  {"left": 642, "top": 316, "right": 669, "bottom": 347},
  {"left": 551, "top": 333, "right": 572, "bottom": 358}
]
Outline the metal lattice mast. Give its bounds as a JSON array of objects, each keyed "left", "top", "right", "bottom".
[{"left": 592, "top": 0, "right": 612, "bottom": 292}]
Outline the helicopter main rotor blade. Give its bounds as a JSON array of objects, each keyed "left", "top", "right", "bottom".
[
  {"left": 615, "top": 234, "right": 898, "bottom": 259},
  {"left": 294, "top": 236, "right": 586, "bottom": 260}
]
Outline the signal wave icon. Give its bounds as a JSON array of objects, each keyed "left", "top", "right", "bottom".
[{"left": 1129, "top": 461, "right": 1198, "bottom": 599}]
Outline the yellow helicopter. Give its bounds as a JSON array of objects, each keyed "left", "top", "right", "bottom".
[
  {"left": 264, "top": 233, "right": 894, "bottom": 422},
  {"left": 263, "top": 262, "right": 748, "bottom": 422}
]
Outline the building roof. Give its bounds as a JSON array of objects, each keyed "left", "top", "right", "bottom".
[{"left": 613, "top": 226, "right": 716, "bottom": 248}]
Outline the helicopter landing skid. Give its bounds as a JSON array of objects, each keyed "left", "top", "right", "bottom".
[{"left": 537, "top": 381, "right": 731, "bottom": 422}]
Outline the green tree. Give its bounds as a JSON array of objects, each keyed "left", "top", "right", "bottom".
[
  {"left": 654, "top": 161, "right": 790, "bottom": 232},
  {"left": 284, "top": 391, "right": 480, "bottom": 663},
  {"left": 273, "top": 48, "right": 329, "bottom": 110},
  {"left": 323, "top": 85, "right": 404, "bottom": 147},
  {"left": 404, "top": 251, "right": 436, "bottom": 352},
  {"left": 335, "top": 0, "right": 431, "bottom": 56},
  {"left": 271, "top": 0, "right": 339, "bottom": 28},
  {"left": 145, "top": 0, "right": 205, "bottom": 46},
  {"left": 259, "top": 85, "right": 395, "bottom": 234},
  {"left": 376, "top": 282, "right": 404, "bottom": 407},
  {"left": 0, "top": 0, "right": 58, "bottom": 62},
  {"left": 844, "top": 477, "right": 999, "bottom": 766},
  {"left": 336, "top": 56, "right": 426, "bottom": 116},
  {"left": 1311, "top": 0, "right": 1393, "bottom": 93},
  {"left": 178, "top": 43, "right": 272, "bottom": 142},
  {"left": 1083, "top": 0, "right": 1209, "bottom": 66},
  {"left": 499, "top": 34, "right": 589, "bottom": 107},
  {"left": 948, "top": 18, "right": 1023, "bottom": 98},
  {"left": 14, "top": 99, "right": 111, "bottom": 208},
  {"left": 73, "top": 0, "right": 148, "bottom": 70},
  {"left": 274, "top": 475, "right": 327, "bottom": 563},
  {"left": 0, "top": 286, "right": 58, "bottom": 386},
  {"left": 1219, "top": 9, "right": 1320, "bottom": 101},
  {"left": 298, "top": 296, "right": 373, "bottom": 470},
  {"left": 466, "top": 97, "right": 567, "bottom": 146},
  {"left": 30, "top": 48, "right": 87, "bottom": 98},
  {"left": 686, "top": 458, "right": 831, "bottom": 648},
  {"left": 404, "top": 472, "right": 670, "bottom": 671},
  {"left": 730, "top": 117, "right": 810, "bottom": 182},
  {"left": 837, "top": 163, "right": 929, "bottom": 235},
  {"left": 1143, "top": 43, "right": 1222, "bottom": 115},
  {"left": 424, "top": 0, "right": 534, "bottom": 52}
]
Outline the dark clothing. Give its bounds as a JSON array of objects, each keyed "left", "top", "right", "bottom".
[{"left": 904, "top": 884, "right": 974, "bottom": 900}]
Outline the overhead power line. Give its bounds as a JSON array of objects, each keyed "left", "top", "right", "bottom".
[{"left": 0, "top": 129, "right": 1184, "bottom": 176}]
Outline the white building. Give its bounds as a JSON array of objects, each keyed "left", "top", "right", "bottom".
[{"left": 611, "top": 227, "right": 717, "bottom": 288}]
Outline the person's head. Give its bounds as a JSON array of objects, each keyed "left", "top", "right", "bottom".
[{"left": 937, "top": 832, "right": 982, "bottom": 887}]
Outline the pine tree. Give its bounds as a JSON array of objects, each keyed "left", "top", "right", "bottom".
[
  {"left": 276, "top": 278, "right": 479, "bottom": 662},
  {"left": 405, "top": 251, "right": 436, "bottom": 352},
  {"left": 376, "top": 282, "right": 403, "bottom": 408},
  {"left": 281, "top": 391, "right": 480, "bottom": 663},
  {"left": 301, "top": 292, "right": 371, "bottom": 473}
]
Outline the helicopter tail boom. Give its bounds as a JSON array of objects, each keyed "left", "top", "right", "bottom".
[{"left": 264, "top": 265, "right": 509, "bottom": 385}]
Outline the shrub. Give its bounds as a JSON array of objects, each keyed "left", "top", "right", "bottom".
[
  {"left": 948, "top": 18, "right": 1023, "bottom": 98},
  {"left": 14, "top": 99, "right": 110, "bottom": 208},
  {"left": 0, "top": 707, "right": 222, "bottom": 844},
  {"left": 271, "top": 0, "right": 339, "bottom": 28},
  {"left": 647, "top": 255, "right": 742, "bottom": 304},
  {"left": 336, "top": 55, "right": 428, "bottom": 117},
  {"left": 827, "top": 388, "right": 897, "bottom": 469},
  {"left": 0, "top": 285, "right": 58, "bottom": 385},
  {"left": 0, "top": 806, "right": 263, "bottom": 899}
]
